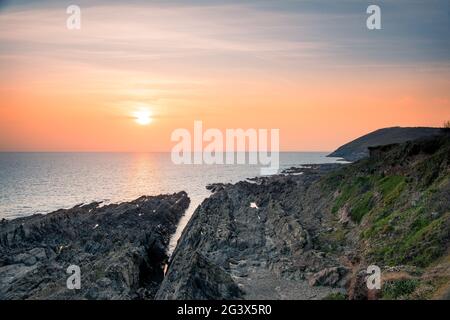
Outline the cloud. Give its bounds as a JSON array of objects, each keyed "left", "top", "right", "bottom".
[{"left": 0, "top": 0, "right": 448, "bottom": 96}]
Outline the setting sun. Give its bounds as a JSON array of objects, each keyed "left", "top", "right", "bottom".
[{"left": 133, "top": 108, "right": 153, "bottom": 126}]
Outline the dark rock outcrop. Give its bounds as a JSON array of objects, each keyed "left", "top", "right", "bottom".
[
  {"left": 309, "top": 267, "right": 348, "bottom": 287},
  {"left": 0, "top": 192, "right": 189, "bottom": 300},
  {"left": 156, "top": 166, "right": 348, "bottom": 300},
  {"left": 157, "top": 251, "right": 242, "bottom": 300}
]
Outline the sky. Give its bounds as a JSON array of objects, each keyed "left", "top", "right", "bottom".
[{"left": 0, "top": 0, "right": 449, "bottom": 152}]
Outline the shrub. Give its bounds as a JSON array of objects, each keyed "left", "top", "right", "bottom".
[
  {"left": 382, "top": 279, "right": 419, "bottom": 299},
  {"left": 443, "top": 120, "right": 450, "bottom": 129},
  {"left": 323, "top": 292, "right": 347, "bottom": 300}
]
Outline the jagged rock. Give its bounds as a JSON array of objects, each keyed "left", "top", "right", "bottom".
[
  {"left": 347, "top": 269, "right": 370, "bottom": 300},
  {"left": 156, "top": 164, "right": 348, "bottom": 300},
  {"left": 0, "top": 192, "right": 189, "bottom": 300},
  {"left": 338, "top": 205, "right": 350, "bottom": 225},
  {"left": 308, "top": 267, "right": 348, "bottom": 287},
  {"left": 156, "top": 252, "right": 242, "bottom": 300},
  {"left": 206, "top": 183, "right": 228, "bottom": 193}
]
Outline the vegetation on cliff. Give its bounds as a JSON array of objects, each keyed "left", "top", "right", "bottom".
[{"left": 319, "top": 134, "right": 450, "bottom": 299}]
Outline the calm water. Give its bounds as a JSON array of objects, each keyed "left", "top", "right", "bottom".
[{"left": 0, "top": 152, "right": 343, "bottom": 253}]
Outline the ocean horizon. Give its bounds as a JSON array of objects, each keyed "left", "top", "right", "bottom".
[{"left": 0, "top": 151, "right": 344, "bottom": 252}]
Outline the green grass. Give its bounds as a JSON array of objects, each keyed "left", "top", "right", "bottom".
[
  {"left": 366, "top": 212, "right": 449, "bottom": 267},
  {"left": 323, "top": 292, "right": 347, "bottom": 300},
  {"left": 332, "top": 184, "right": 353, "bottom": 214},
  {"left": 397, "top": 214, "right": 448, "bottom": 267},
  {"left": 350, "top": 191, "right": 374, "bottom": 223},
  {"left": 377, "top": 175, "right": 406, "bottom": 205},
  {"left": 382, "top": 279, "right": 419, "bottom": 299},
  {"left": 325, "top": 160, "right": 449, "bottom": 269},
  {"left": 358, "top": 176, "right": 448, "bottom": 267},
  {"left": 332, "top": 176, "right": 373, "bottom": 216},
  {"left": 332, "top": 175, "right": 407, "bottom": 223}
]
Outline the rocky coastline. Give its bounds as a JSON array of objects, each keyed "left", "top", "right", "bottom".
[
  {"left": 1, "top": 134, "right": 449, "bottom": 300},
  {"left": 156, "top": 163, "right": 349, "bottom": 300},
  {"left": 156, "top": 134, "right": 450, "bottom": 300},
  {"left": 0, "top": 192, "right": 189, "bottom": 299}
]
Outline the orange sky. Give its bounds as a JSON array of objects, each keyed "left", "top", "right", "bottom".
[{"left": 1, "top": 2, "right": 449, "bottom": 152}]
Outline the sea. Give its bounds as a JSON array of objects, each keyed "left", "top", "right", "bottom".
[{"left": 0, "top": 152, "right": 343, "bottom": 253}]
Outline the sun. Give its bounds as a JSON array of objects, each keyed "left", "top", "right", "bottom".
[{"left": 133, "top": 108, "right": 153, "bottom": 125}]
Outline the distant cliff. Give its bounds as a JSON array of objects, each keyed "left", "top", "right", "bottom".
[{"left": 328, "top": 127, "right": 443, "bottom": 161}]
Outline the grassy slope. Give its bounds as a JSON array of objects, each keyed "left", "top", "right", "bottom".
[{"left": 318, "top": 134, "right": 450, "bottom": 299}]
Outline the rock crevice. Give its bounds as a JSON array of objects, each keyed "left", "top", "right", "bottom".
[{"left": 0, "top": 192, "right": 190, "bottom": 300}]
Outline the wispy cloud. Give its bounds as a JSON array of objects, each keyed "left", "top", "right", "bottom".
[{"left": 1, "top": 0, "right": 448, "bottom": 76}]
